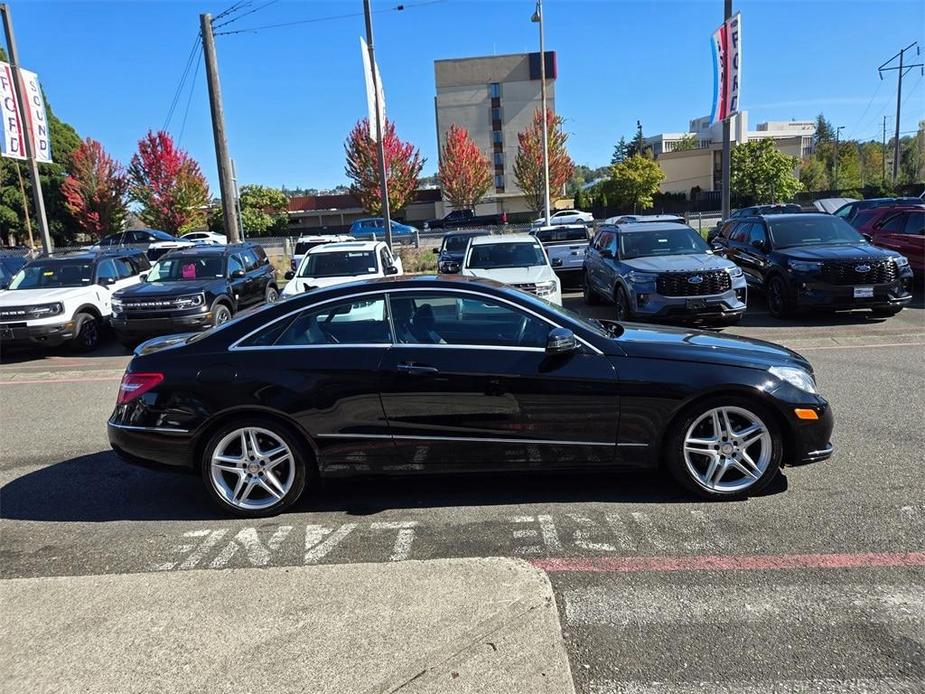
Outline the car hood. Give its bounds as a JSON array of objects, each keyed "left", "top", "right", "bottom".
[
  {"left": 622, "top": 253, "right": 732, "bottom": 272},
  {"left": 0, "top": 286, "right": 97, "bottom": 305},
  {"left": 284, "top": 274, "right": 378, "bottom": 294},
  {"left": 778, "top": 243, "right": 893, "bottom": 260},
  {"left": 462, "top": 265, "right": 554, "bottom": 284},
  {"left": 114, "top": 281, "right": 215, "bottom": 298},
  {"left": 613, "top": 321, "right": 812, "bottom": 372}
]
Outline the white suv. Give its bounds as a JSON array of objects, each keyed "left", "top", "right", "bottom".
[
  {"left": 0, "top": 249, "right": 149, "bottom": 352},
  {"left": 290, "top": 234, "right": 353, "bottom": 271},
  {"left": 281, "top": 240, "right": 403, "bottom": 297},
  {"left": 461, "top": 234, "right": 561, "bottom": 305}
]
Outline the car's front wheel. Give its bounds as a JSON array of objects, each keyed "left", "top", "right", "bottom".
[
  {"left": 212, "top": 302, "right": 232, "bottom": 326},
  {"left": 265, "top": 285, "right": 279, "bottom": 304},
  {"left": 766, "top": 276, "right": 795, "bottom": 318},
  {"left": 201, "top": 418, "right": 309, "bottom": 517},
  {"left": 666, "top": 397, "right": 783, "bottom": 499},
  {"left": 70, "top": 312, "right": 100, "bottom": 352},
  {"left": 614, "top": 286, "right": 633, "bottom": 321}
]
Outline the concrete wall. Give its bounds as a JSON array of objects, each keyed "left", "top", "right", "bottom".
[{"left": 657, "top": 149, "right": 715, "bottom": 195}]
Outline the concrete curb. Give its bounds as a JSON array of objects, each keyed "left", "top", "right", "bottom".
[{"left": 1, "top": 557, "right": 575, "bottom": 694}]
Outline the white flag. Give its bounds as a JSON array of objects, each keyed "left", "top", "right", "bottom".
[
  {"left": 0, "top": 63, "right": 26, "bottom": 160},
  {"left": 0, "top": 62, "right": 53, "bottom": 163},
  {"left": 19, "top": 67, "right": 53, "bottom": 163},
  {"left": 359, "top": 37, "right": 386, "bottom": 141}
]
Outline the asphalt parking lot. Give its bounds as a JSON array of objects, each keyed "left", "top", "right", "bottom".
[{"left": 1, "top": 288, "right": 924, "bottom": 693}]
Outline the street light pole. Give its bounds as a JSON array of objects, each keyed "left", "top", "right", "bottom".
[
  {"left": 1, "top": 3, "right": 52, "bottom": 253},
  {"left": 363, "top": 0, "right": 392, "bottom": 251},
  {"left": 532, "top": 0, "right": 551, "bottom": 227},
  {"left": 834, "top": 125, "right": 844, "bottom": 192},
  {"left": 720, "top": 0, "right": 732, "bottom": 221}
]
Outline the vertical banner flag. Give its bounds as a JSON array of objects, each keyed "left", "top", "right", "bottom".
[
  {"left": 359, "top": 37, "right": 386, "bottom": 142},
  {"left": 710, "top": 12, "right": 742, "bottom": 124},
  {"left": 0, "top": 62, "right": 53, "bottom": 163}
]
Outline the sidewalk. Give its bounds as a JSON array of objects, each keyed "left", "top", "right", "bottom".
[{"left": 1, "top": 557, "right": 574, "bottom": 694}]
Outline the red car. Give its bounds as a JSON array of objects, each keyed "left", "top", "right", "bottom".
[{"left": 851, "top": 206, "right": 924, "bottom": 274}]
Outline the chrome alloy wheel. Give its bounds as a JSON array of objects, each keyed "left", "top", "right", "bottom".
[
  {"left": 683, "top": 406, "right": 773, "bottom": 494},
  {"left": 209, "top": 427, "right": 295, "bottom": 511}
]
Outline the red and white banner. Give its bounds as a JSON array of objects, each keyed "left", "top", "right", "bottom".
[
  {"left": 710, "top": 12, "right": 742, "bottom": 124},
  {"left": 0, "top": 62, "right": 53, "bottom": 163}
]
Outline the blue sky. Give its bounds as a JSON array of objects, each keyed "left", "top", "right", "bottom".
[{"left": 14, "top": 0, "right": 925, "bottom": 192}]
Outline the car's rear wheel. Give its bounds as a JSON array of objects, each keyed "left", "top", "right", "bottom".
[
  {"left": 666, "top": 397, "right": 783, "bottom": 499},
  {"left": 614, "top": 286, "right": 633, "bottom": 321},
  {"left": 766, "top": 276, "right": 795, "bottom": 318},
  {"left": 202, "top": 418, "right": 309, "bottom": 517},
  {"left": 70, "top": 313, "right": 100, "bottom": 352},
  {"left": 583, "top": 273, "right": 600, "bottom": 305}
]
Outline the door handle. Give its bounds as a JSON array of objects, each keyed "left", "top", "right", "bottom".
[{"left": 396, "top": 363, "right": 439, "bottom": 375}]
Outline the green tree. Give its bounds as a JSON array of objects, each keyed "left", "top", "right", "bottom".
[
  {"left": 730, "top": 139, "right": 803, "bottom": 202},
  {"left": 813, "top": 113, "right": 835, "bottom": 147},
  {"left": 859, "top": 141, "right": 885, "bottom": 186},
  {"left": 899, "top": 121, "right": 925, "bottom": 184},
  {"left": 611, "top": 137, "right": 629, "bottom": 165},
  {"left": 610, "top": 154, "right": 665, "bottom": 212},
  {"left": 573, "top": 187, "right": 586, "bottom": 210},
  {"left": 799, "top": 156, "right": 828, "bottom": 192},
  {"left": 674, "top": 133, "right": 698, "bottom": 152},
  {"left": 833, "top": 142, "right": 862, "bottom": 194},
  {"left": 239, "top": 184, "right": 289, "bottom": 235}
]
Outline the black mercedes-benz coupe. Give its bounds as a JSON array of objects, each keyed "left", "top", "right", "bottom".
[{"left": 108, "top": 275, "right": 834, "bottom": 517}]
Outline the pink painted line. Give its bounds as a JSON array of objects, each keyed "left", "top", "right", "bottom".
[
  {"left": 0, "top": 376, "right": 121, "bottom": 385},
  {"left": 531, "top": 551, "right": 925, "bottom": 574},
  {"left": 799, "top": 342, "right": 925, "bottom": 351}
]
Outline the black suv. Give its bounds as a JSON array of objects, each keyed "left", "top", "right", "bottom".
[
  {"left": 111, "top": 243, "right": 278, "bottom": 344},
  {"left": 433, "top": 229, "right": 492, "bottom": 274},
  {"left": 712, "top": 213, "right": 913, "bottom": 318}
]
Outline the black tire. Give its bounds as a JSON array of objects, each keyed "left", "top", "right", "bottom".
[
  {"left": 665, "top": 396, "right": 783, "bottom": 500},
  {"left": 766, "top": 275, "right": 795, "bottom": 319},
  {"left": 871, "top": 306, "right": 901, "bottom": 318},
  {"left": 70, "top": 312, "right": 100, "bottom": 352},
  {"left": 265, "top": 285, "right": 279, "bottom": 305},
  {"left": 212, "top": 302, "right": 232, "bottom": 326},
  {"left": 614, "top": 285, "right": 633, "bottom": 321},
  {"left": 583, "top": 272, "right": 600, "bottom": 305},
  {"left": 201, "top": 416, "right": 311, "bottom": 518}
]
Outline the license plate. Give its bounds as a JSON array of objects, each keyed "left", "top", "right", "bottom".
[
  {"left": 854, "top": 287, "right": 874, "bottom": 298},
  {"left": 686, "top": 298, "right": 707, "bottom": 310}
]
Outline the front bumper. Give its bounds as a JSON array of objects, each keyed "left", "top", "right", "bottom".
[
  {"left": 791, "top": 276, "right": 913, "bottom": 310},
  {"left": 630, "top": 285, "right": 747, "bottom": 323},
  {"left": 768, "top": 383, "right": 835, "bottom": 465},
  {"left": 0, "top": 319, "right": 78, "bottom": 348},
  {"left": 112, "top": 312, "right": 215, "bottom": 338}
]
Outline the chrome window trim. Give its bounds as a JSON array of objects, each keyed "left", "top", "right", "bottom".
[
  {"left": 108, "top": 422, "right": 189, "bottom": 434},
  {"left": 229, "top": 286, "right": 603, "bottom": 355},
  {"left": 314, "top": 432, "right": 618, "bottom": 447}
]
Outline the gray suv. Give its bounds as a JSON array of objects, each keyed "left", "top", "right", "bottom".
[{"left": 582, "top": 222, "right": 747, "bottom": 325}]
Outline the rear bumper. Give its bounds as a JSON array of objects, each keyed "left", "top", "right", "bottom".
[
  {"left": 0, "top": 320, "right": 78, "bottom": 348},
  {"left": 107, "top": 420, "right": 197, "bottom": 471},
  {"left": 112, "top": 312, "right": 215, "bottom": 338}
]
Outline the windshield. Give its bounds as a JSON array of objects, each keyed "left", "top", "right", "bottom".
[
  {"left": 466, "top": 242, "right": 546, "bottom": 269},
  {"left": 757, "top": 205, "right": 801, "bottom": 215},
  {"left": 147, "top": 256, "right": 225, "bottom": 281},
  {"left": 769, "top": 217, "right": 866, "bottom": 248},
  {"left": 620, "top": 227, "right": 709, "bottom": 259},
  {"left": 8, "top": 260, "right": 94, "bottom": 289},
  {"left": 443, "top": 234, "right": 483, "bottom": 253},
  {"left": 534, "top": 228, "right": 589, "bottom": 243},
  {"left": 300, "top": 250, "right": 378, "bottom": 277},
  {"left": 295, "top": 241, "right": 330, "bottom": 256}
]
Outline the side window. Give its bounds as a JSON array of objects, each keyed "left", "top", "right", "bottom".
[
  {"left": 242, "top": 249, "right": 260, "bottom": 271},
  {"left": 879, "top": 213, "right": 906, "bottom": 233},
  {"left": 252, "top": 245, "right": 268, "bottom": 265},
  {"left": 747, "top": 223, "right": 767, "bottom": 246},
  {"left": 96, "top": 259, "right": 118, "bottom": 283},
  {"left": 228, "top": 255, "right": 245, "bottom": 276},
  {"left": 833, "top": 204, "right": 853, "bottom": 219},
  {"left": 114, "top": 257, "right": 136, "bottom": 279},
  {"left": 243, "top": 296, "right": 390, "bottom": 347},
  {"left": 390, "top": 292, "right": 550, "bottom": 349},
  {"left": 133, "top": 254, "right": 151, "bottom": 272},
  {"left": 719, "top": 221, "right": 736, "bottom": 239},
  {"left": 730, "top": 222, "right": 750, "bottom": 243},
  {"left": 99, "top": 233, "right": 121, "bottom": 247},
  {"left": 903, "top": 211, "right": 924, "bottom": 236}
]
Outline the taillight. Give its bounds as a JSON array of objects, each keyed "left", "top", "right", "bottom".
[{"left": 117, "top": 372, "right": 164, "bottom": 405}]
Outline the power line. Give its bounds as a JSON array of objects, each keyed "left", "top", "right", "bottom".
[
  {"left": 212, "top": 0, "right": 279, "bottom": 30},
  {"left": 213, "top": 0, "right": 252, "bottom": 23},
  {"left": 178, "top": 42, "right": 203, "bottom": 145},
  {"left": 845, "top": 79, "right": 885, "bottom": 139},
  {"left": 163, "top": 32, "right": 201, "bottom": 132}
]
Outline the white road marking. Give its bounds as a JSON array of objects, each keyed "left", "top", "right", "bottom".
[
  {"left": 567, "top": 513, "right": 619, "bottom": 552},
  {"left": 538, "top": 514, "right": 563, "bottom": 552},
  {"left": 603, "top": 513, "right": 633, "bottom": 552},
  {"left": 209, "top": 526, "right": 292, "bottom": 568},
  {"left": 589, "top": 678, "right": 925, "bottom": 694},
  {"left": 511, "top": 515, "right": 563, "bottom": 554},
  {"left": 304, "top": 523, "right": 357, "bottom": 564},
  {"left": 179, "top": 529, "right": 228, "bottom": 570},
  {"left": 630, "top": 512, "right": 670, "bottom": 551},
  {"left": 371, "top": 521, "right": 419, "bottom": 561},
  {"left": 150, "top": 529, "right": 212, "bottom": 571}
]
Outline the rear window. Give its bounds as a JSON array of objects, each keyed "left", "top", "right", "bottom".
[
  {"left": 534, "top": 227, "right": 590, "bottom": 243},
  {"left": 295, "top": 241, "right": 328, "bottom": 256}
]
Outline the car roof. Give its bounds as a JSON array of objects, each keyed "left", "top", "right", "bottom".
[
  {"left": 744, "top": 213, "right": 828, "bottom": 223},
  {"left": 159, "top": 242, "right": 259, "bottom": 258},
  {"left": 532, "top": 224, "right": 587, "bottom": 232},
  {"left": 36, "top": 247, "right": 147, "bottom": 262},
  {"left": 296, "top": 234, "right": 351, "bottom": 242},
  {"left": 612, "top": 222, "right": 694, "bottom": 233},
  {"left": 444, "top": 228, "right": 491, "bottom": 236},
  {"left": 468, "top": 233, "right": 538, "bottom": 245},
  {"left": 308, "top": 240, "right": 381, "bottom": 253}
]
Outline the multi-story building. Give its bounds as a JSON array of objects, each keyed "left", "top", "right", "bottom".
[{"left": 434, "top": 51, "right": 556, "bottom": 217}]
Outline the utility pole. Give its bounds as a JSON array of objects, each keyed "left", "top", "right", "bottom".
[
  {"left": 720, "top": 0, "right": 732, "bottom": 220},
  {"left": 882, "top": 116, "right": 887, "bottom": 184},
  {"left": 231, "top": 159, "right": 244, "bottom": 240},
  {"left": 200, "top": 13, "right": 241, "bottom": 244},
  {"left": 363, "top": 0, "right": 392, "bottom": 251},
  {"left": 532, "top": 0, "right": 551, "bottom": 226},
  {"left": 878, "top": 41, "right": 923, "bottom": 183},
  {"left": 1, "top": 4, "right": 51, "bottom": 253},
  {"left": 834, "top": 125, "right": 844, "bottom": 192}
]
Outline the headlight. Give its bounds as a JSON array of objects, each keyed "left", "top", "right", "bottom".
[
  {"left": 28, "top": 302, "right": 64, "bottom": 318},
  {"left": 439, "top": 261, "right": 460, "bottom": 273},
  {"left": 627, "top": 271, "right": 657, "bottom": 284},
  {"left": 111, "top": 298, "right": 124, "bottom": 312},
  {"left": 727, "top": 266, "right": 743, "bottom": 278},
  {"left": 893, "top": 255, "right": 910, "bottom": 269},
  {"left": 175, "top": 293, "right": 205, "bottom": 309},
  {"left": 769, "top": 366, "right": 816, "bottom": 394},
  {"left": 789, "top": 260, "right": 821, "bottom": 272},
  {"left": 535, "top": 279, "right": 557, "bottom": 297}
]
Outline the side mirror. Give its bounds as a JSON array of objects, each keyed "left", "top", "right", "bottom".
[
  {"left": 862, "top": 233, "right": 873, "bottom": 243},
  {"left": 432, "top": 247, "right": 439, "bottom": 254},
  {"left": 546, "top": 328, "right": 577, "bottom": 355},
  {"left": 99, "top": 276, "right": 116, "bottom": 286},
  {"left": 751, "top": 240, "right": 767, "bottom": 251},
  {"left": 385, "top": 265, "right": 399, "bottom": 276},
  {"left": 551, "top": 258, "right": 563, "bottom": 267},
  {"left": 230, "top": 269, "right": 246, "bottom": 279},
  {"left": 600, "top": 249, "right": 613, "bottom": 259},
  {"left": 139, "top": 272, "right": 148, "bottom": 282},
  {"left": 284, "top": 270, "right": 295, "bottom": 280}
]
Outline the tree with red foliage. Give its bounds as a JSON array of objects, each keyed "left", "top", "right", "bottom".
[
  {"left": 60, "top": 138, "right": 129, "bottom": 239},
  {"left": 344, "top": 119, "right": 424, "bottom": 214},
  {"left": 438, "top": 124, "right": 492, "bottom": 210},
  {"left": 513, "top": 108, "right": 575, "bottom": 214},
  {"left": 128, "top": 130, "right": 209, "bottom": 235}
]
